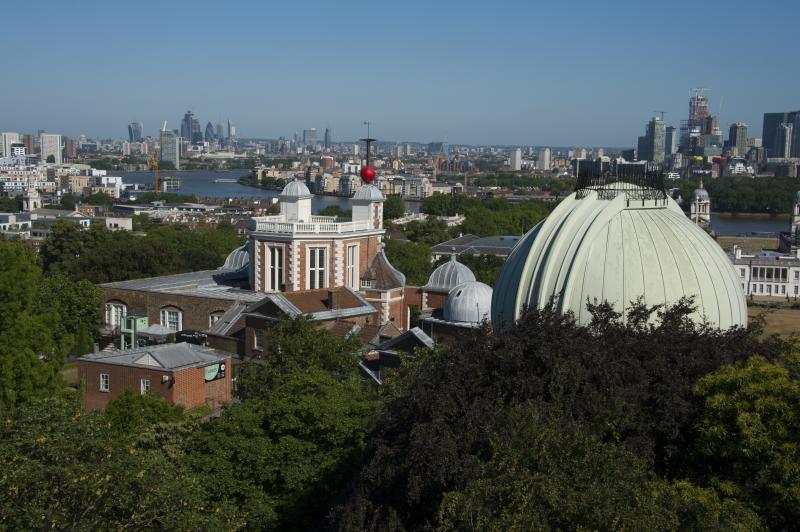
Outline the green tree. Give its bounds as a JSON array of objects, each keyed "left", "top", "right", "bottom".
[
  {"left": 316, "top": 205, "right": 351, "bottom": 218},
  {"left": 693, "top": 355, "right": 800, "bottom": 529},
  {"left": 104, "top": 390, "right": 185, "bottom": 434},
  {"left": 0, "top": 240, "right": 63, "bottom": 408},
  {"left": 157, "top": 160, "right": 176, "bottom": 171},
  {"left": 83, "top": 191, "right": 114, "bottom": 207},
  {"left": 46, "top": 154, "right": 55, "bottom": 163},
  {"left": 0, "top": 397, "right": 238, "bottom": 530},
  {"left": 34, "top": 273, "right": 100, "bottom": 356},
  {"left": 0, "top": 195, "right": 22, "bottom": 212},
  {"left": 383, "top": 196, "right": 405, "bottom": 220},
  {"left": 383, "top": 238, "right": 433, "bottom": 285},
  {"left": 187, "top": 318, "right": 382, "bottom": 530}
]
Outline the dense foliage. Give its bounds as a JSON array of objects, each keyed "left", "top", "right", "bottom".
[
  {"left": 421, "top": 194, "right": 552, "bottom": 236},
  {"left": 39, "top": 219, "right": 243, "bottom": 283},
  {"left": 383, "top": 196, "right": 405, "bottom": 220},
  {"left": 434, "top": 252, "right": 505, "bottom": 287},
  {"left": 671, "top": 176, "right": 799, "bottom": 214},
  {"left": 383, "top": 238, "right": 434, "bottom": 286},
  {"left": 0, "top": 239, "right": 99, "bottom": 408},
  {"left": 333, "top": 300, "right": 789, "bottom": 530},
  {"left": 472, "top": 174, "right": 575, "bottom": 194}
]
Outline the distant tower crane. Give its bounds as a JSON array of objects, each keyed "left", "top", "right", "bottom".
[{"left": 654, "top": 110, "right": 666, "bottom": 121}]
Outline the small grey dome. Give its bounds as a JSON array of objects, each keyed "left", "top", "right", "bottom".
[
  {"left": 692, "top": 187, "right": 710, "bottom": 202},
  {"left": 443, "top": 281, "right": 493, "bottom": 323},
  {"left": 353, "top": 184, "right": 384, "bottom": 202},
  {"left": 424, "top": 255, "right": 476, "bottom": 292},
  {"left": 280, "top": 179, "right": 311, "bottom": 198},
  {"left": 221, "top": 244, "right": 249, "bottom": 270}
]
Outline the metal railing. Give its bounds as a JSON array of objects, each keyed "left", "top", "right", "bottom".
[{"left": 251, "top": 217, "right": 370, "bottom": 234}]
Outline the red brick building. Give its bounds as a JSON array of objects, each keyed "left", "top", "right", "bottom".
[{"left": 78, "top": 343, "right": 232, "bottom": 411}]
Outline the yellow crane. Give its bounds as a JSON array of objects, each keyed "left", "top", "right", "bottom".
[{"left": 147, "top": 152, "right": 159, "bottom": 194}]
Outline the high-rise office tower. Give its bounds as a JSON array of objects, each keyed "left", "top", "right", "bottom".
[
  {"left": 510, "top": 148, "right": 522, "bottom": 171},
  {"left": 215, "top": 123, "right": 224, "bottom": 141},
  {"left": 303, "top": 128, "right": 317, "bottom": 146},
  {"left": 665, "top": 126, "right": 678, "bottom": 156},
  {"left": 180, "top": 111, "right": 193, "bottom": 139},
  {"left": 0, "top": 132, "right": 21, "bottom": 157},
  {"left": 40, "top": 133, "right": 62, "bottom": 164},
  {"left": 64, "top": 138, "right": 77, "bottom": 159},
  {"left": 775, "top": 123, "right": 793, "bottom": 159},
  {"left": 762, "top": 111, "right": 800, "bottom": 157},
  {"left": 536, "top": 148, "right": 551, "bottom": 171},
  {"left": 792, "top": 114, "right": 800, "bottom": 158},
  {"left": 190, "top": 118, "right": 202, "bottom": 144},
  {"left": 160, "top": 129, "right": 180, "bottom": 169},
  {"left": 324, "top": 127, "right": 331, "bottom": 149},
  {"left": 637, "top": 135, "right": 649, "bottom": 161},
  {"left": 404, "top": 143, "right": 412, "bottom": 156},
  {"left": 205, "top": 122, "right": 216, "bottom": 142},
  {"left": 23, "top": 134, "right": 35, "bottom": 155},
  {"left": 689, "top": 91, "right": 709, "bottom": 134},
  {"left": 128, "top": 122, "right": 144, "bottom": 142},
  {"left": 728, "top": 123, "right": 748, "bottom": 156},
  {"left": 227, "top": 120, "right": 236, "bottom": 141},
  {"left": 646, "top": 117, "right": 666, "bottom": 163}
]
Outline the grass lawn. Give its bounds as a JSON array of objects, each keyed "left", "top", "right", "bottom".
[
  {"left": 717, "top": 236, "right": 778, "bottom": 253},
  {"left": 749, "top": 306, "right": 800, "bottom": 336}
]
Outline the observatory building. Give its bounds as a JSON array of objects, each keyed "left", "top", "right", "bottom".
[{"left": 492, "top": 169, "right": 747, "bottom": 330}]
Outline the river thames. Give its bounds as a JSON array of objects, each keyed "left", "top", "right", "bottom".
[{"left": 119, "top": 170, "right": 789, "bottom": 236}]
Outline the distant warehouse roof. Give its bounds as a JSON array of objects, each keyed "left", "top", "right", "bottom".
[{"left": 431, "top": 234, "right": 521, "bottom": 258}]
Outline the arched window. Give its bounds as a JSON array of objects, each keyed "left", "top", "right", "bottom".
[
  {"left": 105, "top": 302, "right": 127, "bottom": 329},
  {"left": 160, "top": 306, "right": 183, "bottom": 332},
  {"left": 209, "top": 311, "right": 225, "bottom": 328}
]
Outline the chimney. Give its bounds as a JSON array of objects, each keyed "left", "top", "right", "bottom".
[{"left": 327, "top": 289, "right": 341, "bottom": 310}]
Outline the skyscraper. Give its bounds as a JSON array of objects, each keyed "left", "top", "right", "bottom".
[
  {"left": 510, "top": 148, "right": 522, "bottom": 171},
  {"left": 205, "top": 122, "right": 216, "bottom": 142},
  {"left": 159, "top": 129, "right": 180, "bottom": 169},
  {"left": 775, "top": 123, "right": 793, "bottom": 159},
  {"left": 40, "top": 133, "right": 62, "bottom": 164},
  {"left": 536, "top": 148, "right": 551, "bottom": 171},
  {"left": 728, "top": 123, "right": 748, "bottom": 156},
  {"left": 23, "top": 134, "right": 35, "bottom": 155},
  {"left": 324, "top": 127, "right": 331, "bottom": 149},
  {"left": 227, "top": 120, "right": 236, "bottom": 142},
  {"left": 646, "top": 116, "right": 665, "bottom": 164},
  {"left": 215, "top": 123, "right": 224, "bottom": 141},
  {"left": 180, "top": 111, "right": 194, "bottom": 140},
  {"left": 190, "top": 118, "right": 202, "bottom": 144},
  {"left": 637, "top": 135, "right": 649, "bottom": 161},
  {"left": 128, "top": 122, "right": 143, "bottom": 142},
  {"left": 762, "top": 111, "right": 799, "bottom": 157},
  {"left": 303, "top": 128, "right": 317, "bottom": 146},
  {"left": 665, "top": 126, "right": 678, "bottom": 156},
  {"left": 0, "top": 132, "right": 21, "bottom": 157},
  {"left": 689, "top": 91, "right": 709, "bottom": 134},
  {"left": 64, "top": 138, "right": 77, "bottom": 159}
]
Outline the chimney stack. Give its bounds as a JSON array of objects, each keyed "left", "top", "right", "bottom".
[{"left": 327, "top": 289, "right": 341, "bottom": 310}]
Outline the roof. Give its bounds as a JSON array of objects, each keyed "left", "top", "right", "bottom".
[
  {"left": 245, "top": 287, "right": 376, "bottom": 321},
  {"left": 102, "top": 269, "right": 263, "bottom": 303},
  {"left": 361, "top": 250, "right": 405, "bottom": 290},
  {"left": 424, "top": 255, "right": 475, "bottom": 292},
  {"left": 279, "top": 179, "right": 312, "bottom": 199},
  {"left": 444, "top": 281, "right": 493, "bottom": 323},
  {"left": 492, "top": 188, "right": 747, "bottom": 330},
  {"left": 352, "top": 184, "right": 385, "bottom": 203},
  {"left": 79, "top": 342, "right": 229, "bottom": 371},
  {"left": 221, "top": 243, "right": 249, "bottom": 270},
  {"left": 431, "top": 234, "right": 521, "bottom": 257},
  {"left": 207, "top": 302, "right": 249, "bottom": 336}
]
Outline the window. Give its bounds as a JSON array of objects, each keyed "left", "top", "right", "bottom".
[
  {"left": 308, "top": 247, "right": 327, "bottom": 289},
  {"left": 209, "top": 311, "right": 224, "bottom": 327},
  {"left": 253, "top": 331, "right": 262, "bottom": 351},
  {"left": 140, "top": 378, "right": 150, "bottom": 395},
  {"left": 100, "top": 373, "right": 109, "bottom": 392},
  {"left": 795, "top": 271, "right": 799, "bottom": 281},
  {"left": 739, "top": 268, "right": 746, "bottom": 277},
  {"left": 269, "top": 246, "right": 284, "bottom": 291},
  {"left": 160, "top": 307, "right": 182, "bottom": 332},
  {"left": 346, "top": 244, "right": 359, "bottom": 289},
  {"left": 105, "top": 303, "right": 126, "bottom": 328}
]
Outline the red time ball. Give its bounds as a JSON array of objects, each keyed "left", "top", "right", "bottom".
[{"left": 360, "top": 165, "right": 376, "bottom": 182}]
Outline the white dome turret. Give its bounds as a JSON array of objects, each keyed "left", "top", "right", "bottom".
[
  {"left": 424, "top": 255, "right": 476, "bottom": 292},
  {"left": 280, "top": 179, "right": 312, "bottom": 199},
  {"left": 279, "top": 178, "right": 312, "bottom": 222},
  {"left": 444, "top": 281, "right": 493, "bottom": 323}
]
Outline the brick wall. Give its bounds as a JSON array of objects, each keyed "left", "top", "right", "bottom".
[{"left": 102, "top": 287, "right": 238, "bottom": 332}]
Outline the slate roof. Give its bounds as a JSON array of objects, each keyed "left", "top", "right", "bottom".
[
  {"left": 431, "top": 234, "right": 521, "bottom": 257},
  {"left": 79, "top": 342, "right": 229, "bottom": 371},
  {"left": 361, "top": 250, "right": 405, "bottom": 290}
]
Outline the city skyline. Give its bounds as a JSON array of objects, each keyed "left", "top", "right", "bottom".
[{"left": 1, "top": 0, "right": 798, "bottom": 146}]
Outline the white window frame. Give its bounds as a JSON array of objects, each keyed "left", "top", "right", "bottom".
[
  {"left": 160, "top": 307, "right": 183, "bottom": 332},
  {"left": 268, "top": 244, "right": 285, "bottom": 291},
  {"left": 105, "top": 302, "right": 127, "bottom": 328},
  {"left": 253, "top": 330, "right": 262, "bottom": 351},
  {"left": 209, "top": 311, "right": 224, "bottom": 327},
  {"left": 307, "top": 246, "right": 328, "bottom": 289},
  {"left": 140, "top": 378, "right": 150, "bottom": 395},
  {"left": 100, "top": 373, "right": 109, "bottom": 392},
  {"left": 346, "top": 244, "right": 360, "bottom": 289}
]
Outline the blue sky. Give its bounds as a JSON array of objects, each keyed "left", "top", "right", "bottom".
[{"left": 1, "top": 0, "right": 798, "bottom": 146}]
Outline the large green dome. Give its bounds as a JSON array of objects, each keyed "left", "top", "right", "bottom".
[{"left": 491, "top": 183, "right": 747, "bottom": 330}]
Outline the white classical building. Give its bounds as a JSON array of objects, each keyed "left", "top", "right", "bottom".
[
  {"left": 690, "top": 179, "right": 711, "bottom": 227},
  {"left": 248, "top": 179, "right": 385, "bottom": 293},
  {"left": 492, "top": 178, "right": 747, "bottom": 329}
]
